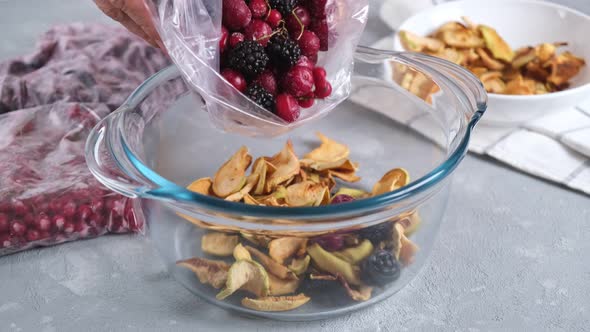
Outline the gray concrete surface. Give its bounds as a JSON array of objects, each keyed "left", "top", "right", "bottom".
[{"left": 0, "top": 0, "right": 589, "bottom": 331}]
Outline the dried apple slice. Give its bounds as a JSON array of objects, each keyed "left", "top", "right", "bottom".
[
  {"left": 399, "top": 30, "right": 444, "bottom": 53},
  {"left": 269, "top": 274, "right": 301, "bottom": 296},
  {"left": 479, "top": 25, "right": 513, "bottom": 62},
  {"left": 212, "top": 146, "right": 252, "bottom": 198},
  {"left": 307, "top": 243, "right": 360, "bottom": 286},
  {"left": 250, "top": 158, "right": 268, "bottom": 195},
  {"left": 504, "top": 76, "right": 535, "bottom": 95},
  {"left": 329, "top": 169, "right": 361, "bottom": 183},
  {"left": 176, "top": 257, "right": 230, "bottom": 289},
  {"left": 243, "top": 193, "right": 261, "bottom": 205},
  {"left": 399, "top": 234, "right": 419, "bottom": 266},
  {"left": 304, "top": 132, "right": 350, "bottom": 163},
  {"left": 545, "top": 52, "right": 586, "bottom": 86},
  {"left": 396, "top": 212, "right": 422, "bottom": 236},
  {"left": 233, "top": 243, "right": 251, "bottom": 261},
  {"left": 372, "top": 168, "right": 410, "bottom": 196},
  {"left": 265, "top": 141, "right": 300, "bottom": 193},
  {"left": 476, "top": 48, "right": 505, "bottom": 70},
  {"left": 268, "top": 237, "right": 308, "bottom": 264},
  {"left": 240, "top": 232, "right": 271, "bottom": 247},
  {"left": 288, "top": 255, "right": 311, "bottom": 275},
  {"left": 512, "top": 47, "right": 536, "bottom": 69},
  {"left": 245, "top": 245, "right": 297, "bottom": 280},
  {"left": 390, "top": 223, "right": 404, "bottom": 260},
  {"left": 333, "top": 239, "right": 373, "bottom": 264},
  {"left": 441, "top": 29, "right": 484, "bottom": 48},
  {"left": 202, "top": 232, "right": 239, "bottom": 256},
  {"left": 186, "top": 177, "right": 213, "bottom": 195},
  {"left": 225, "top": 172, "right": 259, "bottom": 202},
  {"left": 333, "top": 187, "right": 370, "bottom": 199},
  {"left": 241, "top": 294, "right": 310, "bottom": 312},
  {"left": 216, "top": 260, "right": 270, "bottom": 300},
  {"left": 336, "top": 275, "right": 373, "bottom": 302},
  {"left": 285, "top": 181, "right": 329, "bottom": 207}
]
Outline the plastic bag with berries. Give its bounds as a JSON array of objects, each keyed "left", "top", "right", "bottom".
[
  {"left": 147, "top": 0, "right": 369, "bottom": 136},
  {"left": 0, "top": 102, "right": 144, "bottom": 256}
]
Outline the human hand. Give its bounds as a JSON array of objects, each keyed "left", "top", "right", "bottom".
[{"left": 94, "top": 0, "right": 163, "bottom": 49}]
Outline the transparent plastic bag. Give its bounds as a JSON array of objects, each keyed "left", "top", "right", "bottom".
[
  {"left": 148, "top": 0, "right": 369, "bottom": 137},
  {"left": 0, "top": 102, "right": 144, "bottom": 256}
]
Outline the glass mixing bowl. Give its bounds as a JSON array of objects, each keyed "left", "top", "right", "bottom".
[{"left": 85, "top": 46, "right": 486, "bottom": 321}]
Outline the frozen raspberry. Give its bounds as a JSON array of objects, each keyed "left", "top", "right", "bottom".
[
  {"left": 275, "top": 94, "right": 300, "bottom": 122},
  {"left": 222, "top": 69, "right": 247, "bottom": 92},
  {"left": 315, "top": 80, "right": 332, "bottom": 98},
  {"left": 220, "top": 26, "right": 229, "bottom": 53},
  {"left": 254, "top": 70, "right": 278, "bottom": 95},
  {"left": 283, "top": 66, "right": 314, "bottom": 97},
  {"left": 249, "top": 0, "right": 268, "bottom": 18},
  {"left": 308, "top": 0, "right": 327, "bottom": 18},
  {"left": 298, "top": 31, "right": 320, "bottom": 57},
  {"left": 266, "top": 9, "right": 282, "bottom": 28},
  {"left": 244, "top": 20, "right": 273, "bottom": 46},
  {"left": 222, "top": 0, "right": 252, "bottom": 31},
  {"left": 0, "top": 213, "right": 8, "bottom": 232},
  {"left": 11, "top": 221, "right": 27, "bottom": 237},
  {"left": 229, "top": 32, "right": 245, "bottom": 48},
  {"left": 295, "top": 55, "right": 314, "bottom": 69},
  {"left": 310, "top": 18, "right": 328, "bottom": 51}
]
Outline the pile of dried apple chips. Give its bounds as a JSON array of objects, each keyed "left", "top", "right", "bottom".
[
  {"left": 176, "top": 133, "right": 421, "bottom": 312},
  {"left": 398, "top": 17, "right": 586, "bottom": 96}
]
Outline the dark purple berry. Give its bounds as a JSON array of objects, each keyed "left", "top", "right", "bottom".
[
  {"left": 359, "top": 222, "right": 392, "bottom": 244},
  {"left": 313, "top": 234, "right": 344, "bottom": 251},
  {"left": 331, "top": 194, "right": 355, "bottom": 205},
  {"left": 361, "top": 250, "right": 401, "bottom": 286}
]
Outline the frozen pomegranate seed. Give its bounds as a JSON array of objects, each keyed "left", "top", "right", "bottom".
[
  {"left": 314, "top": 234, "right": 344, "bottom": 251},
  {"left": 223, "top": 0, "right": 252, "bottom": 31},
  {"left": 229, "top": 32, "right": 245, "bottom": 48},
  {"left": 222, "top": 69, "right": 247, "bottom": 92},
  {"left": 244, "top": 19, "right": 272, "bottom": 46},
  {"left": 298, "top": 31, "right": 320, "bottom": 57},
  {"left": 298, "top": 95, "right": 315, "bottom": 108},
  {"left": 249, "top": 0, "right": 268, "bottom": 18},
  {"left": 0, "top": 214, "right": 9, "bottom": 233},
  {"left": 275, "top": 94, "right": 301, "bottom": 123},
  {"left": 63, "top": 222, "right": 75, "bottom": 235},
  {"left": 23, "top": 213, "right": 35, "bottom": 226},
  {"left": 12, "top": 200, "right": 27, "bottom": 216},
  {"left": 254, "top": 70, "right": 278, "bottom": 95},
  {"left": 220, "top": 25, "right": 229, "bottom": 53},
  {"left": 63, "top": 201, "right": 77, "bottom": 218},
  {"left": 266, "top": 9, "right": 282, "bottom": 28},
  {"left": 11, "top": 221, "right": 27, "bottom": 237},
  {"left": 52, "top": 215, "right": 66, "bottom": 231},
  {"left": 36, "top": 215, "right": 52, "bottom": 232},
  {"left": 310, "top": 18, "right": 328, "bottom": 51},
  {"left": 315, "top": 80, "right": 332, "bottom": 98},
  {"left": 283, "top": 66, "right": 314, "bottom": 97},
  {"left": 26, "top": 230, "right": 40, "bottom": 242}
]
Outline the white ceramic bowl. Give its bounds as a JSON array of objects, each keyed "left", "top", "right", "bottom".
[{"left": 389, "top": 0, "right": 590, "bottom": 126}]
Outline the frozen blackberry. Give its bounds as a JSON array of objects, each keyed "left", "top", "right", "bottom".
[
  {"left": 266, "top": 36, "right": 301, "bottom": 70},
  {"left": 228, "top": 40, "right": 269, "bottom": 77},
  {"left": 359, "top": 222, "right": 393, "bottom": 244},
  {"left": 361, "top": 250, "right": 401, "bottom": 286},
  {"left": 268, "top": 0, "right": 298, "bottom": 16},
  {"left": 246, "top": 83, "right": 275, "bottom": 112}
]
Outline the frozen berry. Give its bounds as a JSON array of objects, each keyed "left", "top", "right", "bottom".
[
  {"left": 308, "top": 0, "right": 327, "bottom": 18},
  {"left": 310, "top": 18, "right": 328, "bottom": 51},
  {"left": 308, "top": 54, "right": 318, "bottom": 64},
  {"left": 266, "top": 9, "right": 282, "bottom": 28},
  {"left": 315, "top": 80, "right": 332, "bottom": 98},
  {"left": 361, "top": 250, "right": 401, "bottom": 286},
  {"left": 295, "top": 55, "right": 314, "bottom": 69},
  {"left": 331, "top": 194, "right": 355, "bottom": 204},
  {"left": 246, "top": 83, "right": 275, "bottom": 112},
  {"left": 275, "top": 94, "right": 300, "bottom": 122},
  {"left": 266, "top": 35, "right": 301, "bottom": 70},
  {"left": 26, "top": 230, "right": 40, "bottom": 242},
  {"left": 359, "top": 222, "right": 393, "bottom": 244},
  {"left": 222, "top": 69, "right": 247, "bottom": 92},
  {"left": 268, "top": 0, "right": 298, "bottom": 16},
  {"left": 228, "top": 40, "right": 269, "bottom": 77},
  {"left": 52, "top": 215, "right": 66, "bottom": 231},
  {"left": 63, "top": 222, "right": 75, "bottom": 235},
  {"left": 78, "top": 204, "right": 93, "bottom": 221},
  {"left": 0, "top": 213, "right": 8, "bottom": 232},
  {"left": 292, "top": 7, "right": 311, "bottom": 27},
  {"left": 283, "top": 66, "right": 314, "bottom": 97},
  {"left": 36, "top": 215, "right": 52, "bottom": 232},
  {"left": 286, "top": 7, "right": 311, "bottom": 38},
  {"left": 220, "top": 26, "right": 229, "bottom": 53},
  {"left": 249, "top": 0, "right": 268, "bottom": 18},
  {"left": 313, "top": 234, "right": 344, "bottom": 251},
  {"left": 90, "top": 199, "right": 104, "bottom": 214},
  {"left": 0, "top": 234, "right": 12, "bottom": 248},
  {"left": 63, "top": 201, "right": 77, "bottom": 218},
  {"left": 11, "top": 221, "right": 27, "bottom": 237},
  {"left": 229, "top": 32, "right": 245, "bottom": 48},
  {"left": 222, "top": 0, "right": 252, "bottom": 31},
  {"left": 23, "top": 213, "right": 35, "bottom": 226},
  {"left": 312, "top": 66, "right": 327, "bottom": 83},
  {"left": 298, "top": 31, "right": 320, "bottom": 57},
  {"left": 297, "top": 95, "right": 314, "bottom": 108},
  {"left": 254, "top": 70, "right": 278, "bottom": 95},
  {"left": 244, "top": 20, "right": 273, "bottom": 46},
  {"left": 12, "top": 200, "right": 27, "bottom": 216}
]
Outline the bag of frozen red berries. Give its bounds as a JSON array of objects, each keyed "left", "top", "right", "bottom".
[
  {"left": 148, "top": 0, "right": 368, "bottom": 136},
  {"left": 0, "top": 102, "right": 144, "bottom": 256}
]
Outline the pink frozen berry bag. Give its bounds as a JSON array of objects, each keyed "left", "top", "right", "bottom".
[
  {"left": 0, "top": 103, "right": 144, "bottom": 255},
  {"left": 147, "top": 0, "right": 369, "bottom": 137}
]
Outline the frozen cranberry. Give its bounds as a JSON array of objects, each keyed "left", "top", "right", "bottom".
[
  {"left": 315, "top": 80, "right": 332, "bottom": 98},
  {"left": 63, "top": 201, "right": 77, "bottom": 218},
  {"left": 308, "top": 0, "right": 327, "bottom": 18},
  {"left": 249, "top": 0, "right": 268, "bottom": 18},
  {"left": 223, "top": 0, "right": 252, "bottom": 31},
  {"left": 244, "top": 19, "right": 272, "bottom": 46},
  {"left": 229, "top": 32, "right": 245, "bottom": 48},
  {"left": 0, "top": 213, "right": 8, "bottom": 232},
  {"left": 63, "top": 222, "right": 75, "bottom": 235},
  {"left": 254, "top": 70, "right": 278, "bottom": 95},
  {"left": 298, "top": 95, "right": 315, "bottom": 108},
  {"left": 26, "top": 230, "right": 40, "bottom": 242},
  {"left": 220, "top": 25, "right": 229, "bottom": 53},
  {"left": 295, "top": 55, "right": 314, "bottom": 69},
  {"left": 266, "top": 9, "right": 282, "bottom": 28},
  {"left": 12, "top": 200, "right": 27, "bottom": 216},
  {"left": 314, "top": 234, "right": 344, "bottom": 251},
  {"left": 222, "top": 69, "right": 247, "bottom": 92},
  {"left": 275, "top": 94, "right": 301, "bottom": 123},
  {"left": 36, "top": 214, "right": 52, "bottom": 232},
  {"left": 283, "top": 66, "right": 314, "bottom": 97},
  {"left": 310, "top": 18, "right": 328, "bottom": 51},
  {"left": 298, "top": 31, "right": 320, "bottom": 57},
  {"left": 52, "top": 215, "right": 66, "bottom": 231},
  {"left": 11, "top": 221, "right": 27, "bottom": 237}
]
